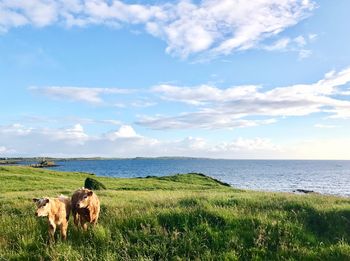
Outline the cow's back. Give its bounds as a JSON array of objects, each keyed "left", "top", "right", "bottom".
[
  {"left": 58, "top": 195, "right": 71, "bottom": 221},
  {"left": 51, "top": 198, "right": 69, "bottom": 224}
]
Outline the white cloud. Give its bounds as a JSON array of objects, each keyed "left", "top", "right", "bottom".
[
  {"left": 130, "top": 100, "right": 157, "bottom": 108},
  {"left": 262, "top": 34, "right": 315, "bottom": 59},
  {"left": 292, "top": 138, "right": 350, "bottom": 160},
  {"left": 0, "top": 123, "right": 89, "bottom": 145},
  {"left": 138, "top": 114, "right": 276, "bottom": 130},
  {"left": 29, "top": 86, "right": 156, "bottom": 108},
  {"left": 308, "top": 33, "right": 317, "bottom": 41},
  {"left": 0, "top": 146, "right": 6, "bottom": 153},
  {"left": 0, "top": 0, "right": 56, "bottom": 32},
  {"left": 153, "top": 84, "right": 259, "bottom": 105},
  {"left": 21, "top": 115, "right": 123, "bottom": 126},
  {"left": 99, "top": 119, "right": 122, "bottom": 125},
  {"left": 326, "top": 107, "right": 350, "bottom": 119},
  {"left": 212, "top": 137, "right": 281, "bottom": 152},
  {"left": 105, "top": 125, "right": 140, "bottom": 140},
  {"left": 143, "top": 67, "right": 350, "bottom": 129},
  {"left": 0, "top": 145, "right": 16, "bottom": 154},
  {"left": 0, "top": 123, "right": 145, "bottom": 157},
  {"left": 263, "top": 38, "right": 291, "bottom": 51},
  {"left": 182, "top": 136, "right": 207, "bottom": 150},
  {"left": 0, "top": 0, "right": 315, "bottom": 58},
  {"left": 51, "top": 124, "right": 89, "bottom": 144},
  {"left": 0, "top": 123, "right": 33, "bottom": 136},
  {"left": 340, "top": 90, "right": 350, "bottom": 96},
  {"left": 314, "top": 124, "right": 338, "bottom": 129},
  {"left": 29, "top": 86, "right": 133, "bottom": 104},
  {"left": 112, "top": 100, "right": 157, "bottom": 108},
  {"left": 294, "top": 35, "right": 307, "bottom": 47},
  {"left": 298, "top": 49, "right": 312, "bottom": 59}
]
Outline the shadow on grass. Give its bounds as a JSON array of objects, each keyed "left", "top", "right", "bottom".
[{"left": 295, "top": 207, "right": 350, "bottom": 242}]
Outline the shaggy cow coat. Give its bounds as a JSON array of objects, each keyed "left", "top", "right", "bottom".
[
  {"left": 32, "top": 195, "right": 71, "bottom": 241},
  {"left": 71, "top": 188, "right": 100, "bottom": 230}
]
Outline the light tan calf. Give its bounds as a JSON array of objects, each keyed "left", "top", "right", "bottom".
[
  {"left": 71, "top": 188, "right": 100, "bottom": 230},
  {"left": 32, "top": 195, "right": 71, "bottom": 241}
]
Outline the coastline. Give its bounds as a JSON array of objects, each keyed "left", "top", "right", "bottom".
[{"left": 8, "top": 158, "right": 349, "bottom": 197}]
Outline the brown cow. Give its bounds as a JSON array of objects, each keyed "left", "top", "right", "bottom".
[
  {"left": 71, "top": 188, "right": 100, "bottom": 230},
  {"left": 32, "top": 195, "right": 71, "bottom": 241}
]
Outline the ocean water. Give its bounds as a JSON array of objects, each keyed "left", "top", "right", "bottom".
[{"left": 42, "top": 159, "right": 350, "bottom": 197}]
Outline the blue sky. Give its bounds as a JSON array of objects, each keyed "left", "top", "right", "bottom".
[{"left": 0, "top": 0, "right": 350, "bottom": 159}]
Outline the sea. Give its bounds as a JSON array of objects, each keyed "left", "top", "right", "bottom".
[{"left": 27, "top": 159, "right": 350, "bottom": 197}]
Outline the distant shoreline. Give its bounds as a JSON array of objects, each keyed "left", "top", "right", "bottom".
[{"left": 1, "top": 157, "right": 350, "bottom": 162}]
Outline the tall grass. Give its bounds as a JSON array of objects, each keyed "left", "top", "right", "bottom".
[{"left": 1, "top": 166, "right": 350, "bottom": 260}]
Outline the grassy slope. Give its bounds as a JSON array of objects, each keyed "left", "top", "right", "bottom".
[{"left": 1, "top": 166, "right": 350, "bottom": 260}]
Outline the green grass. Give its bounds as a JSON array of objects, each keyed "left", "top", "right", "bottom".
[{"left": 1, "top": 166, "right": 350, "bottom": 260}]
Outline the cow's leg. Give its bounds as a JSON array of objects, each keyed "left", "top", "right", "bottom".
[
  {"left": 73, "top": 211, "right": 79, "bottom": 227},
  {"left": 48, "top": 221, "right": 56, "bottom": 243},
  {"left": 60, "top": 221, "right": 68, "bottom": 240},
  {"left": 93, "top": 210, "right": 100, "bottom": 226},
  {"left": 80, "top": 218, "right": 88, "bottom": 231}
]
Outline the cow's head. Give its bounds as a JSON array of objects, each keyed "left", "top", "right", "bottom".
[
  {"left": 76, "top": 190, "right": 93, "bottom": 209},
  {"left": 32, "top": 198, "right": 50, "bottom": 217}
]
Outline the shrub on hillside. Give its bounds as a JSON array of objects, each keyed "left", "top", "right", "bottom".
[{"left": 84, "top": 177, "right": 106, "bottom": 190}]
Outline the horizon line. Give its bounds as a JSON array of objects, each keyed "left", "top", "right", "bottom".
[{"left": 2, "top": 156, "right": 350, "bottom": 161}]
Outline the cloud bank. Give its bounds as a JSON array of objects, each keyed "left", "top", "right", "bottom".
[
  {"left": 0, "top": 123, "right": 281, "bottom": 158},
  {"left": 138, "top": 67, "right": 350, "bottom": 129},
  {"left": 27, "top": 67, "right": 350, "bottom": 131},
  {"left": 0, "top": 0, "right": 315, "bottom": 57},
  {"left": 1, "top": 123, "right": 349, "bottom": 159}
]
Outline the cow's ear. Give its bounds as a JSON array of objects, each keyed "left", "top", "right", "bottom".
[
  {"left": 32, "top": 198, "right": 39, "bottom": 203},
  {"left": 87, "top": 191, "right": 93, "bottom": 196},
  {"left": 43, "top": 198, "right": 50, "bottom": 204}
]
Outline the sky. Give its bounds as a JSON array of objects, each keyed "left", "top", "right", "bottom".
[{"left": 0, "top": 0, "right": 350, "bottom": 159}]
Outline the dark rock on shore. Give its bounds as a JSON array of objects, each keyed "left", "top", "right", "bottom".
[{"left": 294, "top": 189, "right": 316, "bottom": 194}]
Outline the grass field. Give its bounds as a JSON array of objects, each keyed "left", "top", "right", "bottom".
[{"left": 1, "top": 166, "right": 350, "bottom": 260}]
